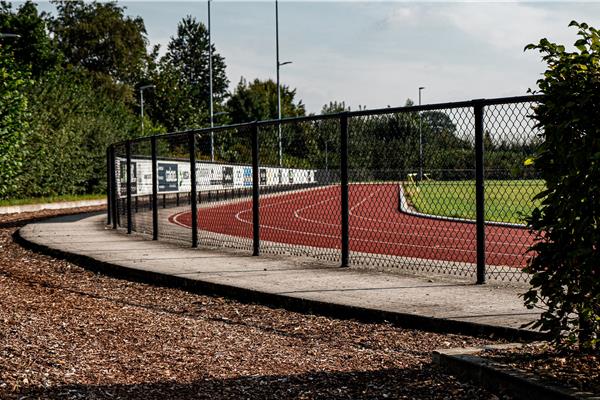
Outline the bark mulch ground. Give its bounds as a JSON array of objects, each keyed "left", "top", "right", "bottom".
[
  {"left": 1, "top": 208, "right": 507, "bottom": 399},
  {"left": 482, "top": 343, "right": 600, "bottom": 395}
]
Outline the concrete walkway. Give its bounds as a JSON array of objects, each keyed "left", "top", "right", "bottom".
[{"left": 17, "top": 213, "right": 543, "bottom": 340}]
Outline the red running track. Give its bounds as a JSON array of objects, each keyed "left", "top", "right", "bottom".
[{"left": 170, "top": 184, "right": 534, "bottom": 267}]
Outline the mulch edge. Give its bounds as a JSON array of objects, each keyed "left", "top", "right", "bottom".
[
  {"left": 433, "top": 345, "right": 599, "bottom": 400},
  {"left": 14, "top": 212, "right": 548, "bottom": 343}
]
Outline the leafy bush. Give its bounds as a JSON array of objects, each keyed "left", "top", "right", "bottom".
[
  {"left": 16, "top": 68, "right": 163, "bottom": 197},
  {"left": 0, "top": 48, "right": 31, "bottom": 199},
  {"left": 524, "top": 21, "right": 600, "bottom": 351}
]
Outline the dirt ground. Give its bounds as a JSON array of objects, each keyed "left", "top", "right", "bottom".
[{"left": 0, "top": 208, "right": 507, "bottom": 399}]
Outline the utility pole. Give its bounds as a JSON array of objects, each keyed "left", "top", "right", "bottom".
[
  {"left": 208, "top": 0, "right": 215, "bottom": 161},
  {"left": 140, "top": 84, "right": 155, "bottom": 135},
  {"left": 418, "top": 86, "right": 425, "bottom": 181},
  {"left": 275, "top": 0, "right": 292, "bottom": 167}
]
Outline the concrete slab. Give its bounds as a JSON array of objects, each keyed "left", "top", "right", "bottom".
[{"left": 17, "top": 213, "right": 543, "bottom": 340}]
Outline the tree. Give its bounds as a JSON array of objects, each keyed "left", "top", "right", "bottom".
[
  {"left": 0, "top": 46, "right": 31, "bottom": 199},
  {"left": 320, "top": 100, "right": 349, "bottom": 115},
  {"left": 50, "top": 0, "right": 148, "bottom": 87},
  {"left": 523, "top": 21, "right": 600, "bottom": 351},
  {"left": 226, "top": 77, "right": 305, "bottom": 123},
  {"left": 149, "top": 16, "right": 228, "bottom": 132},
  {"left": 0, "top": 1, "right": 59, "bottom": 77}
]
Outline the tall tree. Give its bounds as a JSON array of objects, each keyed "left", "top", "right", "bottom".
[
  {"left": 0, "top": 1, "right": 59, "bottom": 77},
  {"left": 148, "top": 16, "right": 228, "bottom": 132},
  {"left": 320, "top": 100, "right": 349, "bottom": 115},
  {"left": 226, "top": 77, "right": 305, "bottom": 123},
  {"left": 50, "top": 0, "right": 148, "bottom": 86}
]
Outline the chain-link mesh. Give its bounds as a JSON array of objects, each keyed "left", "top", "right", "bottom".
[
  {"left": 128, "top": 140, "right": 153, "bottom": 237},
  {"left": 348, "top": 107, "right": 478, "bottom": 277},
  {"left": 483, "top": 101, "right": 541, "bottom": 281},
  {"left": 194, "top": 126, "right": 254, "bottom": 252},
  {"left": 257, "top": 118, "right": 341, "bottom": 263},
  {"left": 108, "top": 96, "right": 543, "bottom": 282},
  {"left": 151, "top": 133, "right": 193, "bottom": 246},
  {"left": 113, "top": 143, "right": 126, "bottom": 232}
]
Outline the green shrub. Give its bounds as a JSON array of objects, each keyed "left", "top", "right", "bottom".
[
  {"left": 524, "top": 21, "right": 600, "bottom": 351},
  {"left": 0, "top": 48, "right": 31, "bottom": 199}
]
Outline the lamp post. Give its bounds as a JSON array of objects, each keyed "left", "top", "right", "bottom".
[
  {"left": 0, "top": 33, "right": 21, "bottom": 38},
  {"left": 275, "top": 0, "right": 292, "bottom": 166},
  {"left": 418, "top": 86, "right": 425, "bottom": 182},
  {"left": 208, "top": 0, "right": 215, "bottom": 161},
  {"left": 140, "top": 84, "right": 155, "bottom": 135},
  {"left": 209, "top": 111, "right": 228, "bottom": 161}
]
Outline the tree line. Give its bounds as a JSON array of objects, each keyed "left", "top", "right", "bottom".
[{"left": 0, "top": 1, "right": 535, "bottom": 200}]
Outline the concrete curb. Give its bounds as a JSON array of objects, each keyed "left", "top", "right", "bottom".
[
  {"left": 14, "top": 216, "right": 547, "bottom": 343},
  {"left": 0, "top": 199, "right": 106, "bottom": 215},
  {"left": 433, "top": 345, "right": 598, "bottom": 400}
]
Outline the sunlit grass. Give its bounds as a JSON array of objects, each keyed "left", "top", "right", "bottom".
[
  {"left": 404, "top": 180, "right": 545, "bottom": 224},
  {"left": 0, "top": 194, "right": 105, "bottom": 207}
]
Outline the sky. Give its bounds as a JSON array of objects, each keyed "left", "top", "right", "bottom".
[{"left": 30, "top": 1, "right": 600, "bottom": 114}]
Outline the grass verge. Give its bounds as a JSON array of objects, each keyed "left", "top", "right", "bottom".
[
  {"left": 404, "top": 180, "right": 545, "bottom": 224},
  {"left": 0, "top": 194, "right": 105, "bottom": 207}
]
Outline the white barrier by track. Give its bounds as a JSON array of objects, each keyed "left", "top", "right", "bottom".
[{"left": 115, "top": 157, "right": 318, "bottom": 198}]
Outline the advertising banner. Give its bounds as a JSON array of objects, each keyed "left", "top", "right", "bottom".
[
  {"left": 243, "top": 167, "right": 253, "bottom": 187},
  {"left": 222, "top": 166, "right": 234, "bottom": 187},
  {"left": 259, "top": 168, "right": 267, "bottom": 186},
  {"left": 119, "top": 161, "right": 138, "bottom": 195},
  {"left": 157, "top": 162, "right": 178, "bottom": 192}
]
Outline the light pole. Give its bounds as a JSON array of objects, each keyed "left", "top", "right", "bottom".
[
  {"left": 208, "top": 0, "right": 215, "bottom": 161},
  {"left": 0, "top": 33, "right": 21, "bottom": 38},
  {"left": 418, "top": 86, "right": 425, "bottom": 182},
  {"left": 275, "top": 0, "right": 292, "bottom": 166},
  {"left": 210, "top": 111, "right": 228, "bottom": 161},
  {"left": 140, "top": 84, "right": 155, "bottom": 135}
]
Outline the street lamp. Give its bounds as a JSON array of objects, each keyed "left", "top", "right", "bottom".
[
  {"left": 0, "top": 33, "right": 21, "bottom": 38},
  {"left": 139, "top": 84, "right": 155, "bottom": 135},
  {"left": 209, "top": 111, "right": 228, "bottom": 162},
  {"left": 418, "top": 86, "right": 425, "bottom": 182},
  {"left": 275, "top": 0, "right": 292, "bottom": 166},
  {"left": 208, "top": 0, "right": 215, "bottom": 161}
]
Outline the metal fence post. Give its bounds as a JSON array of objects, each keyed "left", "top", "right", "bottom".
[
  {"left": 340, "top": 113, "right": 350, "bottom": 268},
  {"left": 189, "top": 132, "right": 198, "bottom": 248},
  {"left": 474, "top": 100, "right": 486, "bottom": 284},
  {"left": 126, "top": 140, "right": 132, "bottom": 234},
  {"left": 106, "top": 147, "right": 112, "bottom": 226},
  {"left": 110, "top": 146, "right": 118, "bottom": 229},
  {"left": 151, "top": 136, "right": 158, "bottom": 240},
  {"left": 251, "top": 122, "right": 260, "bottom": 256}
]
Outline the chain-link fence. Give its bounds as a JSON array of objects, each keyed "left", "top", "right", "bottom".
[{"left": 108, "top": 96, "right": 542, "bottom": 283}]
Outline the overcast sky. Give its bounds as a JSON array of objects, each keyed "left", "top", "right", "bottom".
[{"left": 32, "top": 1, "right": 600, "bottom": 113}]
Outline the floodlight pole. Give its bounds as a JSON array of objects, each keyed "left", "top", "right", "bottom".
[
  {"left": 275, "top": 0, "right": 292, "bottom": 167},
  {"left": 418, "top": 86, "right": 425, "bottom": 181},
  {"left": 140, "top": 84, "right": 155, "bottom": 135},
  {"left": 208, "top": 0, "right": 215, "bottom": 162}
]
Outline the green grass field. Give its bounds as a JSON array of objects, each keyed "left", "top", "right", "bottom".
[
  {"left": 404, "top": 180, "right": 545, "bottom": 224},
  {"left": 0, "top": 194, "right": 105, "bottom": 207}
]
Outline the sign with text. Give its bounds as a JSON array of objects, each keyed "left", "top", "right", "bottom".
[
  {"left": 158, "top": 162, "right": 178, "bottom": 192},
  {"left": 222, "top": 166, "right": 234, "bottom": 187},
  {"left": 119, "top": 161, "right": 137, "bottom": 195}
]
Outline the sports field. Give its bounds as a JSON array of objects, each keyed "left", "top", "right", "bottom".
[
  {"left": 169, "top": 183, "right": 534, "bottom": 267},
  {"left": 404, "top": 180, "right": 545, "bottom": 224}
]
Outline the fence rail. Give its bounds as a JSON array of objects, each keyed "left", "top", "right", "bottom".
[{"left": 107, "top": 95, "right": 543, "bottom": 283}]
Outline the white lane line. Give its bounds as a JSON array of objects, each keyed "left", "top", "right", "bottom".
[{"left": 172, "top": 185, "right": 528, "bottom": 260}]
